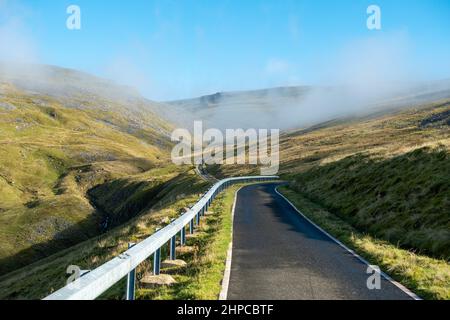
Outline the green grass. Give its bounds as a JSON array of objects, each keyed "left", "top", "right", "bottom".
[
  {"left": 137, "top": 184, "right": 241, "bottom": 300},
  {"left": 286, "top": 147, "right": 449, "bottom": 260},
  {"left": 278, "top": 186, "right": 450, "bottom": 300}
]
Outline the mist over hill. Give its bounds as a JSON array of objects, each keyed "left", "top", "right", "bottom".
[
  {"left": 0, "top": 63, "right": 174, "bottom": 136},
  {"left": 166, "top": 80, "right": 450, "bottom": 131}
]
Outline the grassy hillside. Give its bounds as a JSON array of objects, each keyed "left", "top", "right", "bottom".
[
  {"left": 0, "top": 168, "right": 210, "bottom": 299},
  {"left": 279, "top": 101, "right": 450, "bottom": 260},
  {"left": 280, "top": 100, "right": 450, "bottom": 174},
  {"left": 288, "top": 147, "right": 449, "bottom": 259},
  {"left": 0, "top": 68, "right": 179, "bottom": 275}
]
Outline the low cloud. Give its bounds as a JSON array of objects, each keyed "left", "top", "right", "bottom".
[
  {"left": 0, "top": 0, "right": 38, "bottom": 64},
  {"left": 185, "top": 31, "right": 448, "bottom": 131},
  {"left": 103, "top": 54, "right": 154, "bottom": 96},
  {"left": 326, "top": 31, "right": 413, "bottom": 99}
]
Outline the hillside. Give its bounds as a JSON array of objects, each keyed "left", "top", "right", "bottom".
[
  {"left": 0, "top": 167, "right": 209, "bottom": 299},
  {"left": 288, "top": 148, "right": 449, "bottom": 259},
  {"left": 0, "top": 65, "right": 183, "bottom": 275},
  {"left": 0, "top": 63, "right": 173, "bottom": 135}
]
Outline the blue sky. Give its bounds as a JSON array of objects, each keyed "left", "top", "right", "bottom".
[{"left": 1, "top": 0, "right": 449, "bottom": 100}]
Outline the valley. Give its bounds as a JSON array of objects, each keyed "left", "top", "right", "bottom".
[{"left": 0, "top": 64, "right": 448, "bottom": 299}]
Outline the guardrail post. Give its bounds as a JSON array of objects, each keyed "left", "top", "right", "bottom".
[
  {"left": 126, "top": 242, "right": 136, "bottom": 301},
  {"left": 190, "top": 219, "right": 194, "bottom": 234},
  {"left": 153, "top": 248, "right": 161, "bottom": 275},
  {"left": 196, "top": 211, "right": 201, "bottom": 225},
  {"left": 170, "top": 235, "right": 176, "bottom": 260},
  {"left": 181, "top": 226, "right": 186, "bottom": 246}
]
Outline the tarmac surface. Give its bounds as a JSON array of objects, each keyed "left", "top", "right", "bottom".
[{"left": 227, "top": 183, "right": 414, "bottom": 300}]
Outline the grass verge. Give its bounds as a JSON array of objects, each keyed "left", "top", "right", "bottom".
[
  {"left": 278, "top": 186, "right": 450, "bottom": 300},
  {"left": 137, "top": 184, "right": 241, "bottom": 300}
]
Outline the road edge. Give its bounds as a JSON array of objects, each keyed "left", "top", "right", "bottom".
[
  {"left": 219, "top": 186, "right": 242, "bottom": 300},
  {"left": 274, "top": 186, "right": 422, "bottom": 301}
]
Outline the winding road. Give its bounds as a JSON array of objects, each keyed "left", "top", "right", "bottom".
[{"left": 226, "top": 183, "right": 416, "bottom": 300}]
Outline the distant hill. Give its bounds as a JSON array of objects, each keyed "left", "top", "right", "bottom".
[
  {"left": 165, "top": 81, "right": 450, "bottom": 131},
  {"left": 0, "top": 63, "right": 173, "bottom": 136},
  {"left": 166, "top": 86, "right": 312, "bottom": 130}
]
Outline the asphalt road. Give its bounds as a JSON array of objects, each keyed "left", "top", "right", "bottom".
[{"left": 227, "top": 183, "right": 414, "bottom": 300}]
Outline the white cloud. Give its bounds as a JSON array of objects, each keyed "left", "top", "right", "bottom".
[{"left": 0, "top": 18, "right": 38, "bottom": 63}]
